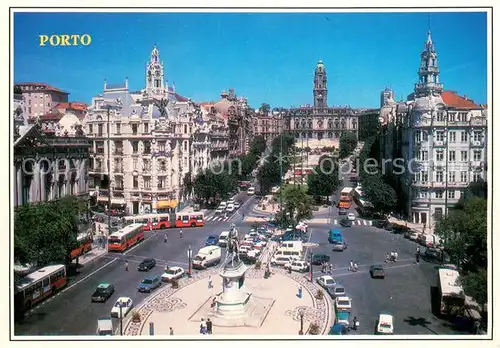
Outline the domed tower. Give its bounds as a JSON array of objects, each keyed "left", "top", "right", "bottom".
[
  {"left": 313, "top": 59, "right": 327, "bottom": 108},
  {"left": 414, "top": 31, "right": 443, "bottom": 98},
  {"left": 145, "top": 44, "right": 165, "bottom": 95}
]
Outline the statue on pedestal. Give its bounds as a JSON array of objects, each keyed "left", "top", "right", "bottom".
[{"left": 226, "top": 223, "right": 240, "bottom": 267}]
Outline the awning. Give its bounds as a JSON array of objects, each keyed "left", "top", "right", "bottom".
[
  {"left": 111, "top": 198, "right": 126, "bottom": 205},
  {"left": 156, "top": 200, "right": 178, "bottom": 209},
  {"left": 97, "top": 196, "right": 109, "bottom": 202}
]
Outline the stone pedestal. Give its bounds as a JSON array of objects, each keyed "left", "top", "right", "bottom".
[{"left": 216, "top": 260, "right": 252, "bottom": 318}]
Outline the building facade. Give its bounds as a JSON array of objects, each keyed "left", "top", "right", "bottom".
[
  {"left": 384, "top": 32, "right": 488, "bottom": 229},
  {"left": 84, "top": 46, "right": 218, "bottom": 216},
  {"left": 283, "top": 60, "right": 358, "bottom": 148},
  {"left": 15, "top": 82, "right": 69, "bottom": 120},
  {"left": 13, "top": 93, "right": 90, "bottom": 207},
  {"left": 252, "top": 111, "right": 283, "bottom": 140}
]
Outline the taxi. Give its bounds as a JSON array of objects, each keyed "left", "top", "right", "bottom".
[{"left": 376, "top": 313, "right": 394, "bottom": 334}]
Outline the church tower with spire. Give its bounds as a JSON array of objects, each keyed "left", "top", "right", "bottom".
[
  {"left": 313, "top": 60, "right": 328, "bottom": 108},
  {"left": 145, "top": 45, "right": 165, "bottom": 95},
  {"left": 414, "top": 31, "right": 443, "bottom": 98}
]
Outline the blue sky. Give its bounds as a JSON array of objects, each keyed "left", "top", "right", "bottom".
[{"left": 14, "top": 11, "right": 487, "bottom": 108}]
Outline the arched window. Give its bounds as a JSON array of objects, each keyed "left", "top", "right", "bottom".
[
  {"left": 334, "top": 131, "right": 339, "bottom": 138},
  {"left": 328, "top": 132, "right": 333, "bottom": 138},
  {"left": 317, "top": 120, "right": 323, "bottom": 129},
  {"left": 328, "top": 119, "right": 333, "bottom": 129}
]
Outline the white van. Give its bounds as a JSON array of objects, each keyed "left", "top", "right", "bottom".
[
  {"left": 218, "top": 231, "right": 230, "bottom": 247},
  {"left": 274, "top": 248, "right": 302, "bottom": 260},
  {"left": 226, "top": 204, "right": 235, "bottom": 213},
  {"left": 192, "top": 246, "right": 222, "bottom": 269},
  {"left": 96, "top": 318, "right": 113, "bottom": 336}
]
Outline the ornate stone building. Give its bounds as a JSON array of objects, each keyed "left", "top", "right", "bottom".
[
  {"left": 252, "top": 111, "right": 283, "bottom": 141},
  {"left": 13, "top": 92, "right": 90, "bottom": 207},
  {"left": 84, "top": 46, "right": 216, "bottom": 215},
  {"left": 382, "top": 32, "right": 488, "bottom": 229},
  {"left": 284, "top": 60, "right": 358, "bottom": 148}
]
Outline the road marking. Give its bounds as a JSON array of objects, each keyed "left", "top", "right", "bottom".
[
  {"left": 368, "top": 220, "right": 373, "bottom": 226},
  {"left": 362, "top": 220, "right": 367, "bottom": 225},
  {"left": 333, "top": 219, "right": 338, "bottom": 224},
  {"left": 228, "top": 196, "right": 254, "bottom": 221},
  {"left": 334, "top": 262, "right": 416, "bottom": 277}
]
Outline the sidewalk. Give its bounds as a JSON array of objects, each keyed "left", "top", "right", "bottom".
[
  {"left": 77, "top": 237, "right": 108, "bottom": 266},
  {"left": 387, "top": 217, "right": 434, "bottom": 235}
]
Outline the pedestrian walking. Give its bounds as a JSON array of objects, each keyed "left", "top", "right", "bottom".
[
  {"left": 416, "top": 246, "right": 421, "bottom": 255},
  {"left": 385, "top": 253, "right": 390, "bottom": 263},
  {"left": 180, "top": 229, "right": 183, "bottom": 238},
  {"left": 200, "top": 318, "right": 207, "bottom": 335},
  {"left": 329, "top": 263, "right": 333, "bottom": 274},
  {"left": 415, "top": 253, "right": 420, "bottom": 264},
  {"left": 164, "top": 234, "right": 168, "bottom": 243},
  {"left": 349, "top": 260, "right": 354, "bottom": 272},
  {"left": 298, "top": 285, "right": 303, "bottom": 299},
  {"left": 169, "top": 327, "right": 174, "bottom": 335},
  {"left": 353, "top": 261, "right": 358, "bottom": 272},
  {"left": 394, "top": 251, "right": 398, "bottom": 262},
  {"left": 208, "top": 275, "right": 213, "bottom": 289},
  {"left": 206, "top": 318, "right": 213, "bottom": 334},
  {"left": 353, "top": 317, "right": 359, "bottom": 331},
  {"left": 125, "top": 261, "right": 129, "bottom": 272}
]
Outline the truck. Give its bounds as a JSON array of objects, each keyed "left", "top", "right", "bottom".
[
  {"left": 192, "top": 246, "right": 222, "bottom": 269},
  {"left": 96, "top": 318, "right": 113, "bottom": 336}
]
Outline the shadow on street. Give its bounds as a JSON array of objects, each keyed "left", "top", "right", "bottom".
[{"left": 403, "top": 316, "right": 439, "bottom": 335}]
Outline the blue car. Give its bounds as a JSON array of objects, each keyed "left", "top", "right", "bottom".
[
  {"left": 137, "top": 275, "right": 161, "bottom": 293},
  {"left": 205, "top": 235, "right": 219, "bottom": 246}
]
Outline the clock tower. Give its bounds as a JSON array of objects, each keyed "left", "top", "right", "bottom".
[
  {"left": 145, "top": 44, "right": 165, "bottom": 95},
  {"left": 313, "top": 59, "right": 327, "bottom": 108}
]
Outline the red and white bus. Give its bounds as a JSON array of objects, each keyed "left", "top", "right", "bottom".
[
  {"left": 15, "top": 264, "right": 67, "bottom": 311},
  {"left": 338, "top": 187, "right": 353, "bottom": 209},
  {"left": 108, "top": 223, "right": 144, "bottom": 252},
  {"left": 69, "top": 233, "right": 93, "bottom": 260},
  {"left": 175, "top": 212, "right": 205, "bottom": 228},
  {"left": 123, "top": 213, "right": 172, "bottom": 231}
]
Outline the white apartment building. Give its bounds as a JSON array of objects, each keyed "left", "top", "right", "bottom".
[
  {"left": 84, "top": 46, "right": 224, "bottom": 215},
  {"left": 404, "top": 32, "right": 488, "bottom": 228}
]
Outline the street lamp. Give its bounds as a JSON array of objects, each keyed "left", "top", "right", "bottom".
[
  {"left": 187, "top": 245, "right": 192, "bottom": 277},
  {"left": 309, "top": 252, "right": 313, "bottom": 282},
  {"left": 298, "top": 308, "right": 305, "bottom": 335},
  {"left": 119, "top": 303, "right": 123, "bottom": 335}
]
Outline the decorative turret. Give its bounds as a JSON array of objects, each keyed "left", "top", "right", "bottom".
[
  {"left": 414, "top": 31, "right": 443, "bottom": 98},
  {"left": 145, "top": 44, "right": 165, "bottom": 94},
  {"left": 313, "top": 59, "right": 327, "bottom": 108}
]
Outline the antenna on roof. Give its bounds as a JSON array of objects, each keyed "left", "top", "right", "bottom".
[{"left": 428, "top": 13, "right": 431, "bottom": 32}]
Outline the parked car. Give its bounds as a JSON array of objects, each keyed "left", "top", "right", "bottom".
[
  {"left": 311, "top": 254, "right": 330, "bottom": 265},
  {"left": 370, "top": 264, "right": 385, "bottom": 279},
  {"left": 284, "top": 260, "right": 310, "bottom": 273},
  {"left": 91, "top": 283, "right": 115, "bottom": 303},
  {"left": 340, "top": 219, "right": 352, "bottom": 227},
  {"left": 161, "top": 266, "right": 185, "bottom": 282},
  {"left": 326, "top": 284, "right": 346, "bottom": 298},
  {"left": 270, "top": 256, "right": 294, "bottom": 267},
  {"left": 376, "top": 313, "right": 394, "bottom": 335},
  {"left": 347, "top": 213, "right": 356, "bottom": 221},
  {"left": 372, "top": 219, "right": 390, "bottom": 229},
  {"left": 316, "top": 275, "right": 336, "bottom": 289},
  {"left": 392, "top": 224, "right": 412, "bottom": 235},
  {"left": 205, "top": 235, "right": 219, "bottom": 246},
  {"left": 110, "top": 297, "right": 133, "bottom": 318},
  {"left": 215, "top": 206, "right": 224, "bottom": 214},
  {"left": 409, "top": 233, "right": 420, "bottom": 241},
  {"left": 335, "top": 296, "right": 352, "bottom": 312},
  {"left": 234, "top": 202, "right": 241, "bottom": 209},
  {"left": 137, "top": 275, "right": 162, "bottom": 292},
  {"left": 332, "top": 241, "right": 348, "bottom": 251},
  {"left": 137, "top": 258, "right": 156, "bottom": 271}
]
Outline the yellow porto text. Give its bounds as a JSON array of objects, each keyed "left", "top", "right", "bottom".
[{"left": 39, "top": 34, "right": 92, "bottom": 47}]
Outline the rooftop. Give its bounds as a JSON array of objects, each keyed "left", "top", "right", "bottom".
[
  {"left": 442, "top": 90, "right": 481, "bottom": 109},
  {"left": 15, "top": 82, "right": 69, "bottom": 94}
]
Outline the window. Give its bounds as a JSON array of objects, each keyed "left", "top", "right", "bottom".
[
  {"left": 144, "top": 178, "right": 151, "bottom": 189},
  {"left": 435, "top": 191, "right": 443, "bottom": 199},
  {"left": 449, "top": 132, "right": 456, "bottom": 142},
  {"left": 460, "top": 171, "right": 468, "bottom": 182},
  {"left": 449, "top": 150, "right": 456, "bottom": 162},
  {"left": 89, "top": 124, "right": 93, "bottom": 134},
  {"left": 461, "top": 131, "right": 468, "bottom": 142},
  {"left": 133, "top": 177, "right": 138, "bottom": 189},
  {"left": 461, "top": 151, "right": 468, "bottom": 162},
  {"left": 183, "top": 157, "right": 188, "bottom": 167},
  {"left": 436, "top": 150, "right": 444, "bottom": 162},
  {"left": 423, "top": 132, "right": 429, "bottom": 141},
  {"left": 144, "top": 123, "right": 149, "bottom": 133},
  {"left": 415, "top": 151, "right": 421, "bottom": 161},
  {"left": 419, "top": 190, "right": 428, "bottom": 198},
  {"left": 98, "top": 124, "right": 103, "bottom": 136},
  {"left": 436, "top": 131, "right": 444, "bottom": 141},
  {"left": 184, "top": 125, "right": 188, "bottom": 134},
  {"left": 459, "top": 112, "right": 468, "bottom": 122},
  {"left": 448, "top": 190, "right": 455, "bottom": 199},
  {"left": 132, "top": 124, "right": 138, "bottom": 135},
  {"left": 473, "top": 150, "right": 482, "bottom": 161},
  {"left": 414, "top": 130, "right": 421, "bottom": 142},
  {"left": 143, "top": 141, "right": 151, "bottom": 154},
  {"left": 473, "top": 131, "right": 482, "bottom": 141},
  {"left": 448, "top": 171, "right": 455, "bottom": 182},
  {"left": 158, "top": 176, "right": 166, "bottom": 189},
  {"left": 436, "top": 171, "right": 443, "bottom": 182},
  {"left": 132, "top": 141, "right": 139, "bottom": 154},
  {"left": 116, "top": 123, "right": 121, "bottom": 134},
  {"left": 473, "top": 172, "right": 482, "bottom": 182},
  {"left": 422, "top": 151, "right": 428, "bottom": 161},
  {"left": 184, "top": 141, "right": 188, "bottom": 151},
  {"left": 437, "top": 111, "right": 445, "bottom": 121},
  {"left": 421, "top": 172, "right": 428, "bottom": 182},
  {"left": 158, "top": 141, "right": 166, "bottom": 152},
  {"left": 160, "top": 160, "right": 167, "bottom": 171},
  {"left": 133, "top": 158, "right": 138, "bottom": 171},
  {"left": 142, "top": 159, "right": 150, "bottom": 172},
  {"left": 435, "top": 208, "right": 444, "bottom": 221},
  {"left": 447, "top": 112, "right": 455, "bottom": 122}
]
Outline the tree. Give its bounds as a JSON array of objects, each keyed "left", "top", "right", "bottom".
[
  {"left": 193, "top": 169, "right": 236, "bottom": 206},
  {"left": 249, "top": 135, "right": 266, "bottom": 155},
  {"left": 339, "top": 131, "right": 358, "bottom": 159},
  {"left": 14, "top": 197, "right": 82, "bottom": 267},
  {"left": 257, "top": 160, "right": 281, "bottom": 194},
  {"left": 259, "top": 103, "right": 271, "bottom": 115},
  {"left": 361, "top": 174, "right": 397, "bottom": 214},
  {"left": 307, "top": 155, "right": 341, "bottom": 202},
  {"left": 280, "top": 185, "right": 313, "bottom": 225},
  {"left": 14, "top": 85, "right": 22, "bottom": 95},
  {"left": 182, "top": 172, "right": 193, "bottom": 197},
  {"left": 435, "top": 197, "right": 487, "bottom": 304}
]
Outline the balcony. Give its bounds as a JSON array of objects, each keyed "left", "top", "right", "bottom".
[
  {"left": 432, "top": 181, "right": 446, "bottom": 188},
  {"left": 471, "top": 161, "right": 485, "bottom": 169},
  {"left": 411, "top": 181, "right": 431, "bottom": 188},
  {"left": 114, "top": 148, "right": 123, "bottom": 155},
  {"left": 433, "top": 140, "right": 446, "bottom": 147},
  {"left": 470, "top": 118, "right": 487, "bottom": 127},
  {"left": 448, "top": 181, "right": 468, "bottom": 188},
  {"left": 114, "top": 165, "right": 124, "bottom": 174}
]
